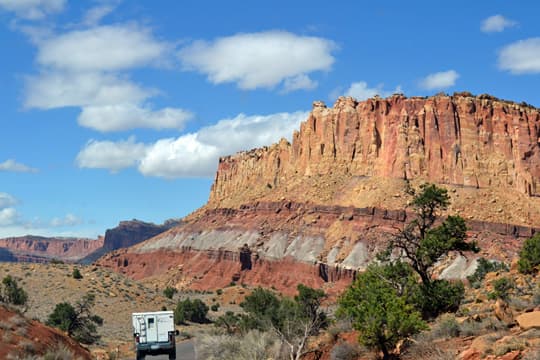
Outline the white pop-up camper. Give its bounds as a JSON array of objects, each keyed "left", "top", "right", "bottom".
[{"left": 132, "top": 311, "right": 178, "bottom": 359}]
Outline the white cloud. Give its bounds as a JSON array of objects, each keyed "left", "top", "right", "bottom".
[
  {"left": 419, "top": 70, "right": 459, "bottom": 90},
  {"left": 342, "top": 81, "right": 402, "bottom": 101},
  {"left": 76, "top": 137, "right": 148, "bottom": 172},
  {"left": 139, "top": 111, "right": 308, "bottom": 178},
  {"left": 0, "top": 0, "right": 65, "bottom": 19},
  {"left": 78, "top": 104, "right": 193, "bottom": 132},
  {"left": 282, "top": 74, "right": 318, "bottom": 93},
  {"left": 37, "top": 24, "right": 170, "bottom": 72},
  {"left": 22, "top": 22, "right": 191, "bottom": 132},
  {"left": 0, "top": 193, "right": 17, "bottom": 208},
  {"left": 138, "top": 135, "right": 220, "bottom": 178},
  {"left": 25, "top": 71, "right": 152, "bottom": 109},
  {"left": 50, "top": 213, "right": 82, "bottom": 227},
  {"left": 0, "top": 208, "right": 18, "bottom": 226},
  {"left": 481, "top": 15, "right": 517, "bottom": 33},
  {"left": 0, "top": 159, "right": 38, "bottom": 173},
  {"left": 179, "top": 31, "right": 335, "bottom": 90},
  {"left": 498, "top": 38, "right": 540, "bottom": 74},
  {"left": 81, "top": 5, "right": 114, "bottom": 27},
  {"left": 76, "top": 111, "right": 307, "bottom": 177}
]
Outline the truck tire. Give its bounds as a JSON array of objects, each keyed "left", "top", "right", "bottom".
[
  {"left": 168, "top": 347, "right": 176, "bottom": 359},
  {"left": 136, "top": 350, "right": 145, "bottom": 360}
]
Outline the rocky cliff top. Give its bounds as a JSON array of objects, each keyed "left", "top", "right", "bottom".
[{"left": 207, "top": 93, "right": 540, "bottom": 226}]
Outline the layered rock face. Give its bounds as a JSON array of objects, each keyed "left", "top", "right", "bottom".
[
  {"left": 0, "top": 236, "right": 103, "bottom": 262},
  {"left": 210, "top": 94, "right": 540, "bottom": 210},
  {"left": 98, "top": 93, "right": 540, "bottom": 294}
]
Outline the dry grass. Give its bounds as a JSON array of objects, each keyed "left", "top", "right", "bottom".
[{"left": 0, "top": 262, "right": 175, "bottom": 345}]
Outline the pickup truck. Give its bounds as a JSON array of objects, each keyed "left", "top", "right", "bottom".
[{"left": 132, "top": 311, "right": 179, "bottom": 359}]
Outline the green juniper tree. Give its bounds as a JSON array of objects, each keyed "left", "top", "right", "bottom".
[
  {"left": 47, "top": 293, "right": 103, "bottom": 344},
  {"left": 338, "top": 263, "right": 427, "bottom": 359}
]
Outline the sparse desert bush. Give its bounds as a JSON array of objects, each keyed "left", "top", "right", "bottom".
[
  {"left": 402, "top": 333, "right": 455, "bottom": 360},
  {"left": 2, "top": 332, "right": 13, "bottom": 343},
  {"left": 196, "top": 330, "right": 279, "bottom": 360},
  {"left": 329, "top": 342, "right": 362, "bottom": 360},
  {"left": 488, "top": 277, "right": 514, "bottom": 301},
  {"left": 20, "top": 339, "right": 36, "bottom": 354},
  {"left": 522, "top": 349, "right": 540, "bottom": 360},
  {"left": 493, "top": 337, "right": 527, "bottom": 356},
  {"left": 211, "top": 303, "right": 220, "bottom": 312},
  {"left": 430, "top": 314, "right": 460, "bottom": 339},
  {"left": 10, "top": 315, "right": 28, "bottom": 327},
  {"left": 467, "top": 258, "right": 508, "bottom": 288},
  {"left": 43, "top": 344, "right": 78, "bottom": 360},
  {"left": 0, "top": 320, "right": 11, "bottom": 330},
  {"left": 14, "top": 326, "right": 28, "bottom": 337},
  {"left": 459, "top": 317, "right": 507, "bottom": 337},
  {"left": 508, "top": 296, "right": 530, "bottom": 311},
  {"left": 328, "top": 318, "right": 353, "bottom": 339}
]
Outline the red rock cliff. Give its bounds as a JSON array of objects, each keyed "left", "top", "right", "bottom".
[{"left": 210, "top": 94, "right": 540, "bottom": 209}]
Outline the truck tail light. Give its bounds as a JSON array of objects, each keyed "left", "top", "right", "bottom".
[{"left": 135, "top": 334, "right": 140, "bottom": 343}]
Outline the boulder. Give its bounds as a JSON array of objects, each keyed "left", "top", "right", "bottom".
[{"left": 516, "top": 311, "right": 540, "bottom": 330}]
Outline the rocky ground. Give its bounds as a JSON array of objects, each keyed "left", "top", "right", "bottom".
[{"left": 0, "top": 260, "right": 538, "bottom": 359}]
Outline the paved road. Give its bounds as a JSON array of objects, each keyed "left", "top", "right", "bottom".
[{"left": 128, "top": 341, "right": 196, "bottom": 360}]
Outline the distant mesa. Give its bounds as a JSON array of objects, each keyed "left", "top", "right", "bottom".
[{"left": 0, "top": 219, "right": 180, "bottom": 264}]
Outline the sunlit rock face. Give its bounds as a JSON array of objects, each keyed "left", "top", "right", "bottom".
[{"left": 97, "top": 93, "right": 540, "bottom": 295}]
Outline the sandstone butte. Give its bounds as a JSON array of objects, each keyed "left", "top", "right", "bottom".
[{"left": 97, "top": 92, "right": 540, "bottom": 296}]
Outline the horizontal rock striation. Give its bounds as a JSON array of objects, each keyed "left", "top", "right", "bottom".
[
  {"left": 210, "top": 93, "right": 540, "bottom": 208},
  {"left": 97, "top": 201, "right": 533, "bottom": 295}
]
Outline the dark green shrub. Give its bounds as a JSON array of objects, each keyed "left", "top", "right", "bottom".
[
  {"left": 1, "top": 275, "right": 28, "bottom": 306},
  {"left": 211, "top": 303, "right": 220, "bottom": 312},
  {"left": 72, "top": 268, "right": 82, "bottom": 280},
  {"left": 488, "top": 277, "right": 514, "bottom": 301},
  {"left": 216, "top": 289, "right": 223, "bottom": 295},
  {"left": 46, "top": 293, "right": 102, "bottom": 344},
  {"left": 174, "top": 298, "right": 209, "bottom": 324},
  {"left": 414, "top": 280, "right": 465, "bottom": 318},
  {"left": 518, "top": 234, "right": 540, "bottom": 274},
  {"left": 163, "top": 286, "right": 177, "bottom": 299}
]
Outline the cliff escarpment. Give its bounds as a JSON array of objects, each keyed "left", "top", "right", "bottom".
[
  {"left": 98, "top": 93, "right": 540, "bottom": 294},
  {"left": 209, "top": 93, "right": 540, "bottom": 225}
]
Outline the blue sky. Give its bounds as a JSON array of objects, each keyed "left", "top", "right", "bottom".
[{"left": 1, "top": 0, "right": 539, "bottom": 238}]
